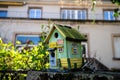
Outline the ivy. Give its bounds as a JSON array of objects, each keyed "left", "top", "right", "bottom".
[
  {"left": 111, "top": 0, "right": 120, "bottom": 5},
  {"left": 91, "top": 0, "right": 120, "bottom": 17},
  {"left": 110, "top": 0, "right": 120, "bottom": 17}
]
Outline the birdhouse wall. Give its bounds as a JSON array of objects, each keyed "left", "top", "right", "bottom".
[
  {"left": 66, "top": 41, "right": 82, "bottom": 58},
  {"left": 66, "top": 41, "right": 83, "bottom": 68},
  {"left": 48, "top": 27, "right": 83, "bottom": 69},
  {"left": 49, "top": 29, "right": 67, "bottom": 59}
]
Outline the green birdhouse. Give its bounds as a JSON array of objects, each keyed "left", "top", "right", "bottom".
[{"left": 45, "top": 24, "right": 85, "bottom": 70}]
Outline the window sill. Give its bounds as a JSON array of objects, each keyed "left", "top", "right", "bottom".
[
  {"left": 113, "top": 57, "right": 120, "bottom": 60},
  {"left": 0, "top": 17, "right": 120, "bottom": 25}
]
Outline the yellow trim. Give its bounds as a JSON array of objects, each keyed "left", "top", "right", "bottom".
[
  {"left": 70, "top": 58, "right": 82, "bottom": 62},
  {"left": 44, "top": 26, "right": 55, "bottom": 43},
  {"left": 70, "top": 58, "right": 82, "bottom": 68},
  {"left": 49, "top": 42, "right": 57, "bottom": 48},
  {"left": 60, "top": 58, "right": 83, "bottom": 69},
  {"left": 49, "top": 42, "right": 63, "bottom": 48},
  {"left": 0, "top": 1, "right": 25, "bottom": 6},
  {"left": 60, "top": 58, "right": 68, "bottom": 68},
  {"left": 61, "top": 58, "right": 67, "bottom": 62}
]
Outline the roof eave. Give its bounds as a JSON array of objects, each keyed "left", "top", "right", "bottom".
[
  {"left": 44, "top": 26, "right": 55, "bottom": 43},
  {"left": 66, "top": 37, "right": 87, "bottom": 42}
]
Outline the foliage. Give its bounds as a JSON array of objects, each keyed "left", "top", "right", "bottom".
[
  {"left": 111, "top": 0, "right": 120, "bottom": 17},
  {"left": 0, "top": 38, "right": 15, "bottom": 70},
  {"left": 114, "top": 8, "right": 120, "bottom": 17},
  {"left": 111, "top": 0, "right": 120, "bottom": 5},
  {"left": 92, "top": 0, "right": 120, "bottom": 17},
  {"left": 0, "top": 23, "right": 52, "bottom": 71},
  {"left": 0, "top": 38, "right": 49, "bottom": 71},
  {"left": 91, "top": 0, "right": 96, "bottom": 11}
]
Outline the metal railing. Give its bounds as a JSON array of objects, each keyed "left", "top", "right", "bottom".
[{"left": 0, "top": 11, "right": 119, "bottom": 21}]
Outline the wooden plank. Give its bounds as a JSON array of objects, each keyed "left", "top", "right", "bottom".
[
  {"left": 61, "top": 58, "right": 67, "bottom": 62},
  {"left": 70, "top": 58, "right": 82, "bottom": 68},
  {"left": 60, "top": 58, "right": 83, "bottom": 69},
  {"left": 70, "top": 58, "right": 82, "bottom": 64},
  {"left": 70, "top": 58, "right": 82, "bottom": 61},
  {"left": 60, "top": 58, "right": 68, "bottom": 68},
  {"left": 61, "top": 63, "right": 68, "bottom": 67}
]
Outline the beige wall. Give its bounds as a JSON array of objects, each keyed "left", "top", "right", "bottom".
[
  {"left": 0, "top": 19, "right": 120, "bottom": 69},
  {"left": 0, "top": 2, "right": 120, "bottom": 70},
  {"left": 0, "top": 19, "right": 49, "bottom": 42},
  {"left": 43, "top": 5, "right": 60, "bottom": 19},
  {"left": 88, "top": 7, "right": 103, "bottom": 20},
  {"left": 6, "top": 4, "right": 120, "bottom": 20},
  {"left": 79, "top": 24, "right": 120, "bottom": 69},
  {"left": 8, "top": 6, "right": 28, "bottom": 18}
]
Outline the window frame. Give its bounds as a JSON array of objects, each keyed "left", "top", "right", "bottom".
[
  {"left": 28, "top": 7, "right": 42, "bottom": 19},
  {"left": 81, "top": 34, "right": 90, "bottom": 58},
  {"left": 103, "top": 9, "right": 117, "bottom": 20},
  {"left": 60, "top": 8, "right": 88, "bottom": 20},
  {"left": 13, "top": 33, "right": 41, "bottom": 47},
  {"left": 112, "top": 34, "right": 120, "bottom": 60},
  {"left": 0, "top": 10, "right": 7, "bottom": 18}
]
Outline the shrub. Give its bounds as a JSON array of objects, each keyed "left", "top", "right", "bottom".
[{"left": 0, "top": 38, "right": 49, "bottom": 71}]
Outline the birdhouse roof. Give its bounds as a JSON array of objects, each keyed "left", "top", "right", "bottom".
[{"left": 44, "top": 24, "right": 86, "bottom": 43}]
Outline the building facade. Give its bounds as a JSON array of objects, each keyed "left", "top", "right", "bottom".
[{"left": 0, "top": 0, "right": 120, "bottom": 70}]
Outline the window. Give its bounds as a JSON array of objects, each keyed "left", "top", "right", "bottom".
[
  {"left": 81, "top": 34, "right": 89, "bottom": 58},
  {"left": 72, "top": 43, "right": 78, "bottom": 54},
  {"left": 113, "top": 35, "right": 120, "bottom": 59},
  {"left": 103, "top": 10, "right": 115, "bottom": 20},
  {"left": 28, "top": 8, "right": 42, "bottom": 18},
  {"left": 15, "top": 34, "right": 41, "bottom": 49},
  {"left": 58, "top": 48, "right": 63, "bottom": 53},
  {"left": 0, "top": 10, "right": 7, "bottom": 17},
  {"left": 81, "top": 41, "right": 89, "bottom": 58},
  {"left": 61, "top": 9, "right": 87, "bottom": 20}
]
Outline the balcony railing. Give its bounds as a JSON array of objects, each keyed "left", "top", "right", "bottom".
[
  {"left": 0, "top": 12, "right": 102, "bottom": 20},
  {"left": 0, "top": 11, "right": 120, "bottom": 21}
]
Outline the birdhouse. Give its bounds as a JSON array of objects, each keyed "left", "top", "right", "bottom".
[{"left": 45, "top": 24, "right": 85, "bottom": 70}]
